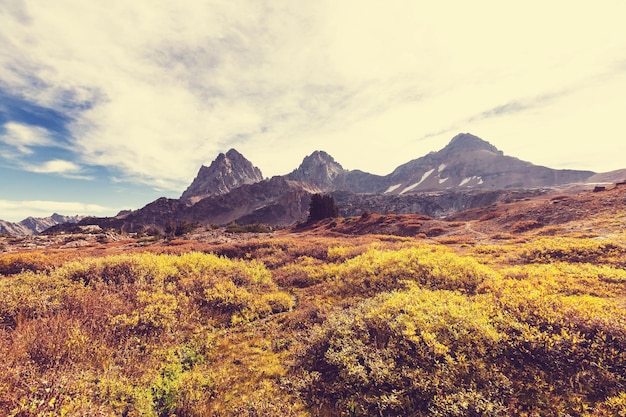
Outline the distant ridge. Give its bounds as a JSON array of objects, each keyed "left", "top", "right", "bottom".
[
  {"left": 0, "top": 213, "right": 84, "bottom": 235},
  {"left": 586, "top": 169, "right": 626, "bottom": 184}
]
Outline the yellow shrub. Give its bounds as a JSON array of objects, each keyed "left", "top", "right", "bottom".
[
  {"left": 327, "top": 245, "right": 367, "bottom": 262},
  {"left": 273, "top": 255, "right": 327, "bottom": 287},
  {"left": 292, "top": 286, "right": 509, "bottom": 416},
  {"left": 315, "top": 245, "right": 498, "bottom": 296},
  {"left": 111, "top": 290, "right": 180, "bottom": 335},
  {"left": 0, "top": 252, "right": 57, "bottom": 275},
  {"left": 294, "top": 275, "right": 626, "bottom": 416},
  {"left": 261, "top": 292, "right": 295, "bottom": 314},
  {"left": 496, "top": 262, "right": 626, "bottom": 297},
  {"left": 515, "top": 236, "right": 626, "bottom": 265},
  {"left": 0, "top": 270, "right": 76, "bottom": 328},
  {"left": 589, "top": 392, "right": 626, "bottom": 416},
  {"left": 0, "top": 250, "right": 295, "bottom": 416},
  {"left": 204, "top": 281, "right": 292, "bottom": 325}
]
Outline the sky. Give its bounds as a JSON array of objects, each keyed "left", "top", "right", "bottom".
[{"left": 1, "top": 1, "right": 626, "bottom": 222}]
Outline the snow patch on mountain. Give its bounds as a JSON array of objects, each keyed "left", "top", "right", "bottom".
[
  {"left": 460, "top": 176, "right": 483, "bottom": 186},
  {"left": 400, "top": 183, "right": 419, "bottom": 194},
  {"left": 385, "top": 184, "right": 402, "bottom": 193},
  {"left": 400, "top": 169, "right": 435, "bottom": 194}
]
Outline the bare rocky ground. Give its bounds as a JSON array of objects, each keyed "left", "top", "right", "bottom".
[
  {"left": 2, "top": 185, "right": 625, "bottom": 256},
  {"left": 0, "top": 224, "right": 276, "bottom": 256}
]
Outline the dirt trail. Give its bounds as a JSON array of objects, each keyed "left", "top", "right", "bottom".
[{"left": 464, "top": 221, "right": 488, "bottom": 238}]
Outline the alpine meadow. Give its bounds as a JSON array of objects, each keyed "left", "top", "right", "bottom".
[{"left": 1, "top": 181, "right": 626, "bottom": 416}]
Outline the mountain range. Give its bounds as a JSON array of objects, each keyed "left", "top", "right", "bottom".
[
  {"left": 0, "top": 214, "right": 84, "bottom": 236},
  {"left": 10, "top": 133, "right": 626, "bottom": 235},
  {"left": 285, "top": 133, "right": 597, "bottom": 194}
]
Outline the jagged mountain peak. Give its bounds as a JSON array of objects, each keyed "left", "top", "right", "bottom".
[
  {"left": 286, "top": 150, "right": 346, "bottom": 191},
  {"left": 295, "top": 150, "right": 344, "bottom": 173},
  {"left": 223, "top": 148, "right": 247, "bottom": 160},
  {"left": 303, "top": 150, "right": 337, "bottom": 163},
  {"left": 211, "top": 148, "right": 247, "bottom": 165},
  {"left": 181, "top": 148, "right": 263, "bottom": 201}
]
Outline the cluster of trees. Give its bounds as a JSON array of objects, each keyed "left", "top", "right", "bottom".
[
  {"left": 164, "top": 220, "right": 198, "bottom": 237},
  {"left": 308, "top": 193, "right": 339, "bottom": 222}
]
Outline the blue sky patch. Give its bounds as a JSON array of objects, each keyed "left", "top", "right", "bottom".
[{"left": 0, "top": 89, "right": 73, "bottom": 136}]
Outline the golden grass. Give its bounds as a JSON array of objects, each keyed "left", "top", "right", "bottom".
[{"left": 1, "top": 227, "right": 625, "bottom": 416}]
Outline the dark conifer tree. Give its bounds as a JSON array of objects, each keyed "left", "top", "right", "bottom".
[{"left": 308, "top": 193, "right": 339, "bottom": 222}]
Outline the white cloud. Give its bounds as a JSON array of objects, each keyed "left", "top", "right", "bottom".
[
  {"left": 39, "top": 159, "right": 78, "bottom": 173},
  {"left": 0, "top": 122, "right": 54, "bottom": 154},
  {"left": 0, "top": 199, "right": 119, "bottom": 222},
  {"left": 27, "top": 159, "right": 88, "bottom": 177},
  {"left": 1, "top": 0, "right": 626, "bottom": 191},
  {"left": 0, "top": 122, "right": 92, "bottom": 177}
]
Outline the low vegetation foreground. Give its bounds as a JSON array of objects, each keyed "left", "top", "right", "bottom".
[{"left": 1, "top": 190, "right": 626, "bottom": 416}]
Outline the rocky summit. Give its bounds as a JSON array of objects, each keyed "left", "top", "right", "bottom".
[
  {"left": 285, "top": 150, "right": 387, "bottom": 194},
  {"left": 181, "top": 148, "right": 264, "bottom": 202},
  {"left": 383, "top": 133, "right": 595, "bottom": 194},
  {"left": 285, "top": 151, "right": 345, "bottom": 192}
]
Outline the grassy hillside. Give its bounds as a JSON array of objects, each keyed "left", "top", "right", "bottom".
[{"left": 1, "top": 202, "right": 626, "bottom": 415}]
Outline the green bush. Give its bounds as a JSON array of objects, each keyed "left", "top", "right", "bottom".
[
  {"left": 291, "top": 286, "right": 510, "bottom": 416},
  {"left": 292, "top": 282, "right": 626, "bottom": 416}
]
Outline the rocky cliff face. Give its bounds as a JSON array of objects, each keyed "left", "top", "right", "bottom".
[
  {"left": 187, "top": 177, "right": 310, "bottom": 226},
  {"left": 74, "top": 177, "right": 310, "bottom": 232},
  {"left": 333, "top": 188, "right": 549, "bottom": 219},
  {"left": 181, "top": 149, "right": 264, "bottom": 202}
]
